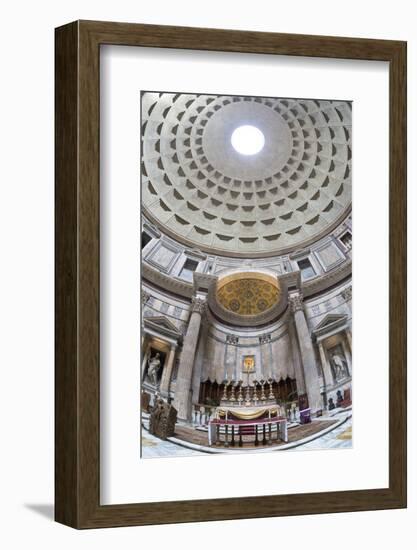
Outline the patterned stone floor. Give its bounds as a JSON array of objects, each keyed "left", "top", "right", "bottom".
[
  {"left": 288, "top": 415, "right": 352, "bottom": 451},
  {"left": 141, "top": 432, "right": 204, "bottom": 458},
  {"left": 173, "top": 419, "right": 337, "bottom": 448},
  {"left": 141, "top": 412, "right": 352, "bottom": 458}
]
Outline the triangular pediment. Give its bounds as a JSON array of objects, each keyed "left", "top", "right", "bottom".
[
  {"left": 144, "top": 316, "right": 182, "bottom": 337},
  {"left": 315, "top": 313, "right": 347, "bottom": 331}
]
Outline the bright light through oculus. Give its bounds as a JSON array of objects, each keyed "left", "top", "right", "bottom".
[{"left": 231, "top": 125, "right": 265, "bottom": 155}]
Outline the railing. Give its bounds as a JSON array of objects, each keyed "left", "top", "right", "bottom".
[
  {"left": 193, "top": 405, "right": 216, "bottom": 426},
  {"left": 208, "top": 417, "right": 288, "bottom": 447}
]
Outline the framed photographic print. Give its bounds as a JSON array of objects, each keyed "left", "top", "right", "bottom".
[{"left": 55, "top": 20, "right": 407, "bottom": 528}]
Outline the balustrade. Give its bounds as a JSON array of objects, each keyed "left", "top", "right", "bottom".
[{"left": 208, "top": 416, "right": 288, "bottom": 447}]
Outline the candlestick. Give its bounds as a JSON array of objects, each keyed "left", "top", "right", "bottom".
[
  {"left": 252, "top": 379, "right": 258, "bottom": 402},
  {"left": 245, "top": 382, "right": 251, "bottom": 406},
  {"left": 222, "top": 379, "right": 228, "bottom": 401},
  {"left": 237, "top": 380, "right": 244, "bottom": 404},
  {"left": 260, "top": 379, "right": 266, "bottom": 401},
  {"left": 268, "top": 378, "right": 274, "bottom": 400},
  {"left": 229, "top": 380, "right": 236, "bottom": 402}
]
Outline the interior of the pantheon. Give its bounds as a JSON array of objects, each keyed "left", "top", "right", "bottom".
[{"left": 140, "top": 91, "right": 352, "bottom": 455}]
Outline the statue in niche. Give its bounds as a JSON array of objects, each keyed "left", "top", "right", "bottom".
[
  {"left": 329, "top": 345, "right": 349, "bottom": 382},
  {"left": 147, "top": 351, "right": 162, "bottom": 387}
]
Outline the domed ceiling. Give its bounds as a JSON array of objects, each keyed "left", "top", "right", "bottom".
[
  {"left": 141, "top": 91, "right": 352, "bottom": 258},
  {"left": 216, "top": 272, "right": 280, "bottom": 316}
]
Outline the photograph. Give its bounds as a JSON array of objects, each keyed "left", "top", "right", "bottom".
[
  {"left": 140, "top": 91, "right": 353, "bottom": 457},
  {"left": 0, "top": 1, "right": 409, "bottom": 542}
]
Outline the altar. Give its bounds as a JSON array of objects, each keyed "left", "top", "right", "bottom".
[
  {"left": 208, "top": 414, "right": 288, "bottom": 448},
  {"left": 207, "top": 353, "right": 291, "bottom": 447},
  {"left": 209, "top": 403, "right": 288, "bottom": 447}
]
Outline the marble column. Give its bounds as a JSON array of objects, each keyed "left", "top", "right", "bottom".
[
  {"left": 141, "top": 291, "right": 151, "bottom": 376},
  {"left": 318, "top": 341, "right": 334, "bottom": 389},
  {"left": 174, "top": 297, "right": 206, "bottom": 420},
  {"left": 345, "top": 329, "right": 352, "bottom": 354},
  {"left": 141, "top": 335, "right": 151, "bottom": 378},
  {"left": 141, "top": 333, "right": 150, "bottom": 357},
  {"left": 191, "top": 321, "right": 209, "bottom": 408},
  {"left": 160, "top": 344, "right": 177, "bottom": 395},
  {"left": 288, "top": 319, "right": 306, "bottom": 396},
  {"left": 341, "top": 338, "right": 352, "bottom": 376},
  {"left": 289, "top": 292, "right": 322, "bottom": 412}
]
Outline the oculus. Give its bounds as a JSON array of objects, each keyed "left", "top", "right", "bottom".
[{"left": 231, "top": 125, "right": 265, "bottom": 155}]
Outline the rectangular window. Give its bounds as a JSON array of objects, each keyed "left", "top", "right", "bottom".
[
  {"left": 179, "top": 258, "right": 199, "bottom": 282},
  {"left": 340, "top": 231, "right": 352, "bottom": 250},
  {"left": 141, "top": 231, "right": 152, "bottom": 249},
  {"left": 297, "top": 258, "right": 316, "bottom": 280}
]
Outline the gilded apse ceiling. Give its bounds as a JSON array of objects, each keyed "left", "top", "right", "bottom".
[
  {"left": 141, "top": 91, "right": 352, "bottom": 257},
  {"left": 216, "top": 272, "right": 281, "bottom": 316}
]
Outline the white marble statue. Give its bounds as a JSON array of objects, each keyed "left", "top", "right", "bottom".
[
  {"left": 147, "top": 352, "right": 162, "bottom": 387},
  {"left": 331, "top": 352, "right": 348, "bottom": 381}
]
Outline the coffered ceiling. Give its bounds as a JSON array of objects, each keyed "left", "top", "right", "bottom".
[{"left": 141, "top": 91, "right": 352, "bottom": 257}]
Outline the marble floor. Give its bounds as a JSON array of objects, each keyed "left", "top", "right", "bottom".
[
  {"left": 288, "top": 415, "right": 352, "bottom": 451},
  {"left": 141, "top": 411, "right": 352, "bottom": 458},
  {"left": 141, "top": 431, "right": 204, "bottom": 458}
]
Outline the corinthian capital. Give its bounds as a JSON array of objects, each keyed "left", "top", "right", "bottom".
[
  {"left": 191, "top": 296, "right": 207, "bottom": 316},
  {"left": 141, "top": 289, "right": 150, "bottom": 306},
  {"left": 341, "top": 286, "right": 352, "bottom": 302},
  {"left": 288, "top": 292, "right": 304, "bottom": 313}
]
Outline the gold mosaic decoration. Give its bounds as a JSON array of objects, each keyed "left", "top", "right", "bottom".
[{"left": 216, "top": 272, "right": 280, "bottom": 316}]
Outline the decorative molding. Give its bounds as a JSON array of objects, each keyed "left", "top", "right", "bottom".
[
  {"left": 193, "top": 271, "right": 217, "bottom": 293},
  {"left": 142, "top": 221, "right": 161, "bottom": 239},
  {"left": 302, "top": 259, "right": 352, "bottom": 297},
  {"left": 289, "top": 248, "right": 311, "bottom": 261},
  {"left": 259, "top": 333, "right": 272, "bottom": 344},
  {"left": 184, "top": 248, "right": 207, "bottom": 261},
  {"left": 207, "top": 329, "right": 289, "bottom": 349},
  {"left": 142, "top": 262, "right": 193, "bottom": 299}
]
